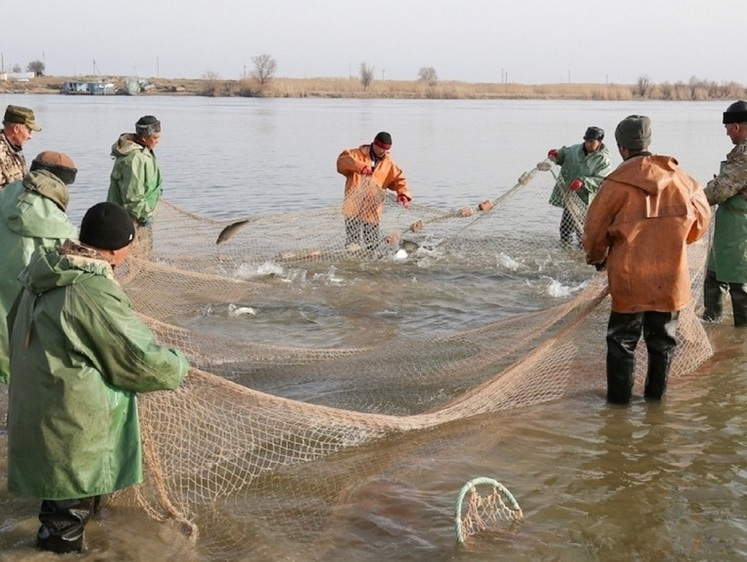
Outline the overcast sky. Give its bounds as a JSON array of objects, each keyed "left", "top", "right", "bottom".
[{"left": 3, "top": 0, "right": 744, "bottom": 85}]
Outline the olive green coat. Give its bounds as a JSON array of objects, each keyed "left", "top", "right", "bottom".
[
  {"left": 0, "top": 171, "right": 77, "bottom": 383},
  {"left": 107, "top": 133, "right": 162, "bottom": 224},
  {"left": 704, "top": 140, "right": 747, "bottom": 283},
  {"left": 7, "top": 243, "right": 188, "bottom": 500},
  {"left": 548, "top": 143, "right": 612, "bottom": 208}
]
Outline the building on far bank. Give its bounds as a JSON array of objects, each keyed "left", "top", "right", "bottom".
[{"left": 1, "top": 72, "right": 35, "bottom": 82}]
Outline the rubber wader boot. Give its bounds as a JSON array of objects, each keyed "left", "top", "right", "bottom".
[
  {"left": 644, "top": 350, "right": 673, "bottom": 400},
  {"left": 703, "top": 270, "right": 726, "bottom": 322},
  {"left": 730, "top": 285, "right": 747, "bottom": 327},
  {"left": 606, "top": 354, "right": 635, "bottom": 404},
  {"left": 36, "top": 498, "right": 97, "bottom": 554}
]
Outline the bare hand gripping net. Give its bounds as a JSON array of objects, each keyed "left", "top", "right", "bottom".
[{"left": 27, "top": 160, "right": 714, "bottom": 556}]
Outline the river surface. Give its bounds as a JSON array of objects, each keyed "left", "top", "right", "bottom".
[{"left": 0, "top": 94, "right": 745, "bottom": 561}]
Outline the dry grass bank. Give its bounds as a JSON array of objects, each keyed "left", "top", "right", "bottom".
[{"left": 2, "top": 75, "right": 745, "bottom": 101}]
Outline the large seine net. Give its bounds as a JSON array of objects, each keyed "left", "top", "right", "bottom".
[{"left": 6, "top": 160, "right": 714, "bottom": 558}]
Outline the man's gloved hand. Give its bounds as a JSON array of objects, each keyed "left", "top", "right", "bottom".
[
  {"left": 568, "top": 178, "right": 583, "bottom": 192},
  {"left": 360, "top": 166, "right": 373, "bottom": 176},
  {"left": 139, "top": 216, "right": 152, "bottom": 227},
  {"left": 587, "top": 257, "right": 607, "bottom": 271},
  {"left": 547, "top": 149, "right": 558, "bottom": 161},
  {"left": 397, "top": 193, "right": 411, "bottom": 208}
]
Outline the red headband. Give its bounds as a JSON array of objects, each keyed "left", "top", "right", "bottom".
[{"left": 373, "top": 139, "right": 392, "bottom": 150}]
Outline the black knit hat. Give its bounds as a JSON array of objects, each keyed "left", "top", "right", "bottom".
[
  {"left": 614, "top": 115, "right": 652, "bottom": 150},
  {"left": 135, "top": 115, "right": 161, "bottom": 137},
  {"left": 583, "top": 126, "right": 605, "bottom": 141},
  {"left": 722, "top": 100, "right": 747, "bottom": 124},
  {"left": 374, "top": 131, "right": 392, "bottom": 147},
  {"left": 79, "top": 202, "right": 135, "bottom": 250}
]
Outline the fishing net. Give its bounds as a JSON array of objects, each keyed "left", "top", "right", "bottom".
[
  {"left": 454, "top": 477, "right": 524, "bottom": 544},
  {"left": 0, "top": 160, "right": 713, "bottom": 558}
]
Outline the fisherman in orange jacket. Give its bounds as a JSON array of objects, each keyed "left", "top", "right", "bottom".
[
  {"left": 336, "top": 131, "right": 412, "bottom": 250},
  {"left": 584, "top": 115, "right": 711, "bottom": 404}
]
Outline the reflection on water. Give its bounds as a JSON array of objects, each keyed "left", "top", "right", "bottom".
[{"left": 0, "top": 95, "right": 744, "bottom": 560}]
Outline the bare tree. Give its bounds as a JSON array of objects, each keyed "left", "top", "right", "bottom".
[
  {"left": 635, "top": 75, "right": 652, "bottom": 97},
  {"left": 201, "top": 70, "right": 222, "bottom": 96},
  {"left": 27, "top": 60, "right": 45, "bottom": 77},
  {"left": 252, "top": 54, "right": 277, "bottom": 86},
  {"left": 417, "top": 66, "right": 438, "bottom": 86},
  {"left": 360, "top": 62, "right": 374, "bottom": 92},
  {"left": 11, "top": 64, "right": 21, "bottom": 73}
]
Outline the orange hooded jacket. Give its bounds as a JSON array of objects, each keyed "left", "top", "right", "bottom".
[
  {"left": 583, "top": 154, "right": 711, "bottom": 313},
  {"left": 337, "top": 144, "right": 410, "bottom": 223}
]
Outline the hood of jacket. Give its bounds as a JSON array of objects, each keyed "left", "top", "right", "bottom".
[
  {"left": 607, "top": 153, "right": 682, "bottom": 196},
  {"left": 111, "top": 133, "right": 148, "bottom": 158},
  {"left": 0, "top": 172, "right": 75, "bottom": 239},
  {"left": 19, "top": 240, "right": 115, "bottom": 297}
]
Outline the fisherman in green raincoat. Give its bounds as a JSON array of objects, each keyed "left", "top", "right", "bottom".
[
  {"left": 107, "top": 115, "right": 163, "bottom": 255},
  {"left": 703, "top": 100, "right": 747, "bottom": 327},
  {"left": 547, "top": 126, "right": 612, "bottom": 246},
  {"left": 7, "top": 202, "right": 189, "bottom": 553},
  {"left": 0, "top": 152, "right": 78, "bottom": 383}
]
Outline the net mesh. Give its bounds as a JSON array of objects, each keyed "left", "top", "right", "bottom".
[
  {"left": 455, "top": 477, "right": 524, "bottom": 544},
  {"left": 2, "top": 160, "right": 713, "bottom": 557}
]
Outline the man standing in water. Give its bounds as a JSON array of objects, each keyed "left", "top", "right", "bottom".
[
  {"left": 337, "top": 131, "right": 412, "bottom": 251},
  {"left": 0, "top": 152, "right": 78, "bottom": 384},
  {"left": 584, "top": 115, "right": 711, "bottom": 404},
  {"left": 107, "top": 115, "right": 163, "bottom": 254},
  {"left": 7, "top": 202, "right": 189, "bottom": 553},
  {"left": 547, "top": 126, "right": 612, "bottom": 246},
  {"left": 702, "top": 100, "right": 747, "bottom": 327},
  {"left": 0, "top": 105, "right": 42, "bottom": 189}
]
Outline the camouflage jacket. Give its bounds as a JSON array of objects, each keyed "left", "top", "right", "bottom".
[
  {"left": 0, "top": 131, "right": 27, "bottom": 189},
  {"left": 704, "top": 139, "right": 747, "bottom": 204}
]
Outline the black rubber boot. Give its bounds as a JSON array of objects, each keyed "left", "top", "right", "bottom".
[
  {"left": 606, "top": 312, "right": 641, "bottom": 405},
  {"left": 36, "top": 497, "right": 98, "bottom": 554},
  {"left": 644, "top": 351, "right": 673, "bottom": 400},
  {"left": 643, "top": 311, "right": 678, "bottom": 400},
  {"left": 703, "top": 270, "right": 727, "bottom": 322},
  {"left": 729, "top": 284, "right": 747, "bottom": 327},
  {"left": 607, "top": 355, "right": 635, "bottom": 404}
]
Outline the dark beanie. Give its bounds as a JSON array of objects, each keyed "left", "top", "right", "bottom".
[
  {"left": 135, "top": 115, "right": 161, "bottom": 137},
  {"left": 722, "top": 100, "right": 747, "bottom": 124},
  {"left": 79, "top": 202, "right": 136, "bottom": 251},
  {"left": 30, "top": 151, "right": 78, "bottom": 185},
  {"left": 583, "top": 126, "right": 604, "bottom": 141},
  {"left": 614, "top": 115, "right": 652, "bottom": 150},
  {"left": 374, "top": 131, "right": 392, "bottom": 147}
]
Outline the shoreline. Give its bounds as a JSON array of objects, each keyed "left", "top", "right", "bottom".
[{"left": 2, "top": 75, "right": 745, "bottom": 101}]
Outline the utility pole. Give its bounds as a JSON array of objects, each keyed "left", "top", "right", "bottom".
[
  {"left": 382, "top": 69, "right": 385, "bottom": 80},
  {"left": 156, "top": 56, "right": 160, "bottom": 78}
]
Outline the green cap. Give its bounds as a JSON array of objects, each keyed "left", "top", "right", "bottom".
[{"left": 4, "top": 105, "right": 41, "bottom": 131}]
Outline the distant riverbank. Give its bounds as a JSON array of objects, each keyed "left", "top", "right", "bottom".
[{"left": 2, "top": 75, "right": 745, "bottom": 101}]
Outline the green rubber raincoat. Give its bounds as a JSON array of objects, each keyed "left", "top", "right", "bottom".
[
  {"left": 548, "top": 143, "right": 612, "bottom": 208},
  {"left": 703, "top": 139, "right": 747, "bottom": 283},
  {"left": 106, "top": 133, "right": 162, "bottom": 224},
  {"left": 7, "top": 242, "right": 188, "bottom": 500},
  {"left": 0, "top": 171, "right": 77, "bottom": 383}
]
